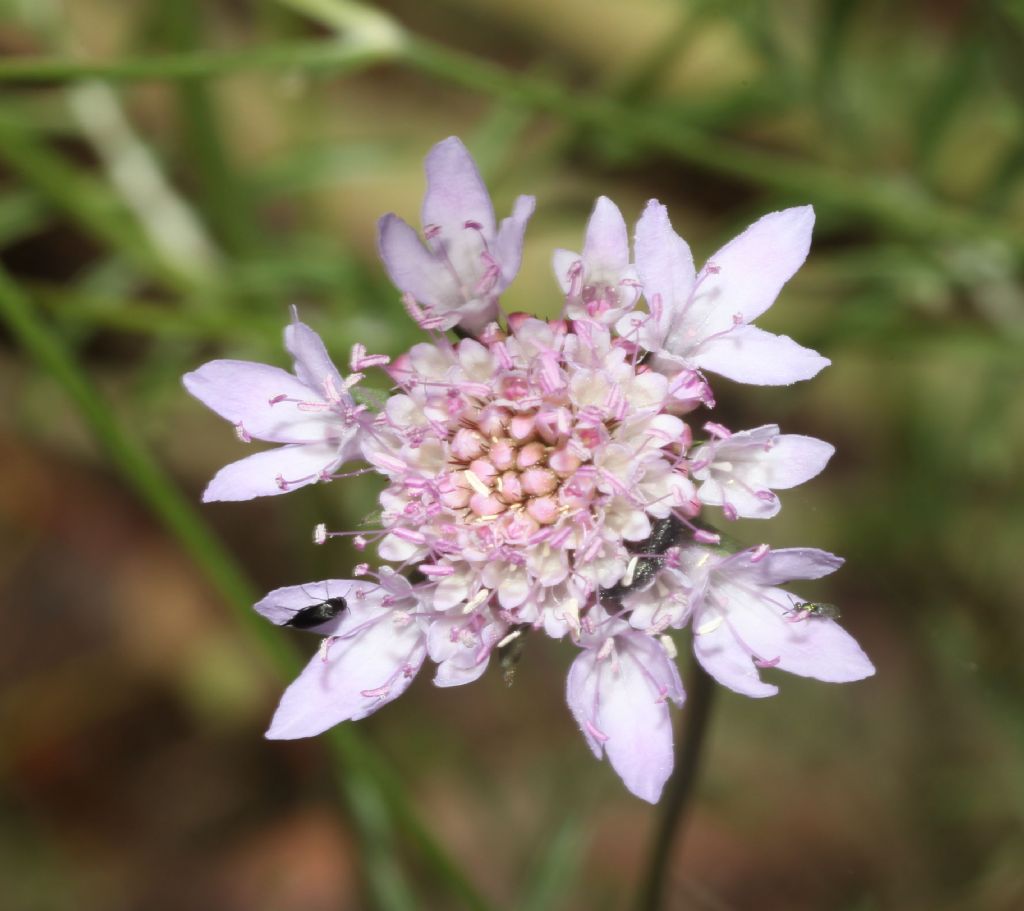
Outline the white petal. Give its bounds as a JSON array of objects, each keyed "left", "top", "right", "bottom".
[
  {"left": 202, "top": 442, "right": 343, "bottom": 501},
  {"left": 265, "top": 612, "right": 426, "bottom": 739},
  {"left": 697, "top": 205, "right": 815, "bottom": 327},
  {"left": 184, "top": 360, "right": 333, "bottom": 443},
  {"left": 693, "top": 324, "right": 830, "bottom": 385},
  {"left": 566, "top": 634, "right": 684, "bottom": 803}
]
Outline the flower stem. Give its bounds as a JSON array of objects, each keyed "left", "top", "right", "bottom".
[{"left": 637, "top": 658, "right": 717, "bottom": 911}]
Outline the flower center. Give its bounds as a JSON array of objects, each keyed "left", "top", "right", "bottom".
[{"left": 439, "top": 406, "right": 592, "bottom": 528}]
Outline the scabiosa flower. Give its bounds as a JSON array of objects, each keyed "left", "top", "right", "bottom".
[{"left": 186, "top": 136, "right": 873, "bottom": 803}]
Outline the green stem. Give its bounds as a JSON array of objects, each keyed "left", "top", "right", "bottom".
[
  {"left": 637, "top": 659, "right": 716, "bottom": 911},
  {"left": 0, "top": 38, "right": 395, "bottom": 82},
  {"left": 0, "top": 267, "right": 492, "bottom": 911}
]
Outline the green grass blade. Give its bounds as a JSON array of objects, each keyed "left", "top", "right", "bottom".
[
  {"left": 518, "top": 814, "right": 588, "bottom": 911},
  {"left": 0, "top": 39, "right": 394, "bottom": 83},
  {"left": 0, "top": 116, "right": 204, "bottom": 297}
]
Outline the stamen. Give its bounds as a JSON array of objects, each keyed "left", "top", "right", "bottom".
[
  {"left": 463, "top": 588, "right": 492, "bottom": 614},
  {"left": 496, "top": 628, "right": 522, "bottom": 649},
  {"left": 693, "top": 529, "right": 720, "bottom": 545}
]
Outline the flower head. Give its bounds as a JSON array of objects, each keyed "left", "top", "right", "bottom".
[{"left": 186, "top": 137, "right": 872, "bottom": 802}]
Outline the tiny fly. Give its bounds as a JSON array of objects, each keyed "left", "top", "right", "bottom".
[
  {"left": 285, "top": 591, "right": 348, "bottom": 629},
  {"left": 788, "top": 601, "right": 841, "bottom": 621}
]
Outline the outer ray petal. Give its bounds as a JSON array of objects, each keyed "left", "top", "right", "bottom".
[
  {"left": 421, "top": 136, "right": 495, "bottom": 238},
  {"left": 266, "top": 609, "right": 426, "bottom": 739},
  {"left": 693, "top": 324, "right": 830, "bottom": 385},
  {"left": 493, "top": 194, "right": 536, "bottom": 286},
  {"left": 693, "top": 617, "right": 779, "bottom": 698},
  {"left": 583, "top": 196, "right": 630, "bottom": 271},
  {"left": 285, "top": 320, "right": 344, "bottom": 396},
  {"left": 377, "top": 213, "right": 459, "bottom": 308},
  {"left": 254, "top": 579, "right": 378, "bottom": 635},
  {"left": 726, "top": 586, "right": 875, "bottom": 683},
  {"left": 762, "top": 435, "right": 835, "bottom": 488},
  {"left": 567, "top": 634, "right": 684, "bottom": 803},
  {"left": 183, "top": 360, "right": 329, "bottom": 443},
  {"left": 634, "top": 200, "right": 696, "bottom": 336},
  {"left": 697, "top": 205, "right": 815, "bottom": 326},
  {"left": 202, "top": 441, "right": 344, "bottom": 502},
  {"left": 742, "top": 547, "right": 844, "bottom": 586}
]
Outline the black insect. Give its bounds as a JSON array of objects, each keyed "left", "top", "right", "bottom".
[
  {"left": 600, "top": 514, "right": 686, "bottom": 600},
  {"left": 285, "top": 594, "right": 348, "bottom": 629}
]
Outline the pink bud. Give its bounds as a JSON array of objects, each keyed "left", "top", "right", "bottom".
[
  {"left": 516, "top": 441, "right": 546, "bottom": 469},
  {"left": 521, "top": 467, "right": 557, "bottom": 497},
  {"left": 498, "top": 471, "right": 523, "bottom": 503},
  {"left": 526, "top": 496, "right": 559, "bottom": 525},
  {"left": 451, "top": 428, "right": 485, "bottom": 462},
  {"left": 509, "top": 412, "right": 537, "bottom": 442},
  {"left": 549, "top": 445, "right": 581, "bottom": 477},
  {"left": 470, "top": 493, "right": 507, "bottom": 517},
  {"left": 489, "top": 438, "right": 516, "bottom": 471}
]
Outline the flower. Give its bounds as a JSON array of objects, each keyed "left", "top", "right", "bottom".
[
  {"left": 365, "top": 316, "right": 699, "bottom": 634},
  {"left": 552, "top": 196, "right": 639, "bottom": 325},
  {"left": 685, "top": 545, "right": 874, "bottom": 697},
  {"left": 618, "top": 200, "right": 829, "bottom": 386},
  {"left": 255, "top": 574, "right": 426, "bottom": 739},
  {"left": 689, "top": 423, "right": 835, "bottom": 519},
  {"left": 183, "top": 316, "right": 369, "bottom": 501},
  {"left": 186, "top": 136, "right": 871, "bottom": 803},
  {"left": 377, "top": 136, "right": 535, "bottom": 334},
  {"left": 567, "top": 618, "right": 685, "bottom": 802}
]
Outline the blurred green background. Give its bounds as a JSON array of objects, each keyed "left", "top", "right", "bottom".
[{"left": 1, "top": 1, "right": 1023, "bottom": 909}]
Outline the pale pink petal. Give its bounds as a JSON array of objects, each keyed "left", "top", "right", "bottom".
[
  {"left": 552, "top": 248, "right": 582, "bottom": 294},
  {"left": 265, "top": 612, "right": 426, "bottom": 739},
  {"left": 183, "top": 360, "right": 329, "bottom": 443},
  {"left": 202, "top": 442, "right": 342, "bottom": 502},
  {"left": 744, "top": 547, "right": 844, "bottom": 586},
  {"left": 493, "top": 194, "right": 536, "bottom": 285},
  {"left": 762, "top": 435, "right": 835, "bottom": 488},
  {"left": 583, "top": 196, "right": 629, "bottom": 271},
  {"left": 377, "top": 213, "right": 459, "bottom": 307},
  {"left": 727, "top": 586, "right": 875, "bottom": 683},
  {"left": 567, "top": 634, "right": 684, "bottom": 803},
  {"left": 434, "top": 653, "right": 490, "bottom": 687},
  {"left": 693, "top": 324, "right": 830, "bottom": 385},
  {"left": 693, "top": 617, "right": 779, "bottom": 698},
  {"left": 699, "top": 205, "right": 815, "bottom": 325},
  {"left": 284, "top": 319, "right": 344, "bottom": 397},
  {"left": 697, "top": 478, "right": 781, "bottom": 519},
  {"left": 432, "top": 573, "right": 472, "bottom": 611},
  {"left": 634, "top": 200, "right": 695, "bottom": 322},
  {"left": 425, "top": 614, "right": 500, "bottom": 688},
  {"left": 421, "top": 136, "right": 495, "bottom": 238}
]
